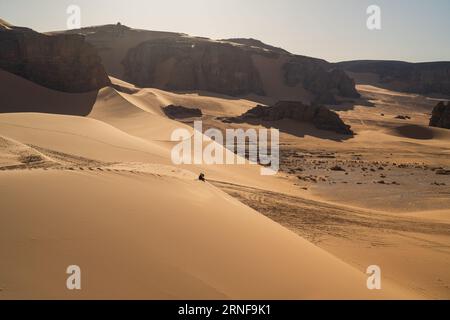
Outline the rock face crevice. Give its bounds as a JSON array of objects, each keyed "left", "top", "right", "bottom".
[
  {"left": 224, "top": 101, "right": 353, "bottom": 135},
  {"left": 430, "top": 101, "right": 450, "bottom": 129},
  {"left": 0, "top": 24, "right": 110, "bottom": 93}
]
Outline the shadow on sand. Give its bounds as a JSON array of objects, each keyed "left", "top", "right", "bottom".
[
  {"left": 223, "top": 118, "right": 355, "bottom": 142},
  {"left": 0, "top": 69, "right": 99, "bottom": 116}
]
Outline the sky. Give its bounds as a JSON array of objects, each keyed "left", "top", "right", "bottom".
[{"left": 1, "top": 0, "right": 449, "bottom": 62}]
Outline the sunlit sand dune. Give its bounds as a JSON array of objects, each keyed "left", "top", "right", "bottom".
[{"left": 0, "top": 67, "right": 447, "bottom": 299}]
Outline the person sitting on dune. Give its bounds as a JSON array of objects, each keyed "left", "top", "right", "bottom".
[{"left": 199, "top": 173, "right": 206, "bottom": 182}]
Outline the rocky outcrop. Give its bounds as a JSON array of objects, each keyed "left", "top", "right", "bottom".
[
  {"left": 283, "top": 59, "right": 360, "bottom": 104},
  {"left": 122, "top": 37, "right": 266, "bottom": 96},
  {"left": 163, "top": 105, "right": 202, "bottom": 119},
  {"left": 225, "top": 101, "right": 353, "bottom": 135},
  {"left": 0, "top": 23, "right": 110, "bottom": 93},
  {"left": 429, "top": 101, "right": 450, "bottom": 129},
  {"left": 337, "top": 60, "right": 450, "bottom": 96}
]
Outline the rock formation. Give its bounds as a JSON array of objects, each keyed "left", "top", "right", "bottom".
[
  {"left": 163, "top": 105, "right": 202, "bottom": 119},
  {"left": 429, "top": 101, "right": 450, "bottom": 129},
  {"left": 224, "top": 101, "right": 353, "bottom": 135},
  {"left": 0, "top": 23, "right": 110, "bottom": 93},
  {"left": 122, "top": 37, "right": 266, "bottom": 96},
  {"left": 337, "top": 60, "right": 450, "bottom": 96},
  {"left": 120, "top": 35, "right": 361, "bottom": 102},
  {"left": 58, "top": 25, "right": 360, "bottom": 102},
  {"left": 283, "top": 59, "right": 360, "bottom": 103}
]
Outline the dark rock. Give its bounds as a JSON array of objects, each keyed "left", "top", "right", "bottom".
[
  {"left": 227, "top": 101, "right": 353, "bottom": 135},
  {"left": 0, "top": 23, "right": 110, "bottom": 93},
  {"left": 163, "top": 105, "right": 202, "bottom": 119},
  {"left": 330, "top": 165, "right": 346, "bottom": 172},
  {"left": 429, "top": 101, "right": 450, "bottom": 129},
  {"left": 435, "top": 169, "right": 450, "bottom": 175},
  {"left": 395, "top": 115, "right": 411, "bottom": 120}
]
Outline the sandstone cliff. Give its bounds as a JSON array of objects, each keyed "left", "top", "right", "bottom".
[
  {"left": 56, "top": 25, "right": 360, "bottom": 103},
  {"left": 284, "top": 58, "right": 360, "bottom": 104},
  {"left": 122, "top": 37, "right": 266, "bottom": 96},
  {"left": 337, "top": 60, "right": 450, "bottom": 96},
  {"left": 0, "top": 23, "right": 110, "bottom": 93}
]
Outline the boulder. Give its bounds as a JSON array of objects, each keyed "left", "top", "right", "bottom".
[{"left": 429, "top": 101, "right": 450, "bottom": 129}]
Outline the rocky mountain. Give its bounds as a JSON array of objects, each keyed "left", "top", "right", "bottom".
[
  {"left": 337, "top": 60, "right": 450, "bottom": 96},
  {"left": 223, "top": 101, "right": 353, "bottom": 135},
  {"left": 0, "top": 22, "right": 110, "bottom": 93},
  {"left": 57, "top": 24, "right": 360, "bottom": 103},
  {"left": 430, "top": 101, "right": 450, "bottom": 129}
]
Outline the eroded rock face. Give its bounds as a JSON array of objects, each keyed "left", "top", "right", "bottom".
[
  {"left": 0, "top": 24, "right": 110, "bottom": 93},
  {"left": 118, "top": 31, "right": 360, "bottom": 102},
  {"left": 430, "top": 101, "right": 450, "bottom": 129},
  {"left": 226, "top": 101, "right": 353, "bottom": 135},
  {"left": 283, "top": 60, "right": 360, "bottom": 104},
  {"left": 337, "top": 60, "right": 450, "bottom": 96},
  {"left": 53, "top": 24, "right": 361, "bottom": 102},
  {"left": 122, "top": 37, "right": 266, "bottom": 96}
]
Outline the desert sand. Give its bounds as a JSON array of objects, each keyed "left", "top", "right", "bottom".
[{"left": 0, "top": 69, "right": 449, "bottom": 300}]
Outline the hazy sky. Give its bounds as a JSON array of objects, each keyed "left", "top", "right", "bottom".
[{"left": 1, "top": 0, "right": 449, "bottom": 62}]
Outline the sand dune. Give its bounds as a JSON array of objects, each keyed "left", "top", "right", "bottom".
[
  {"left": 0, "top": 70, "right": 98, "bottom": 116},
  {"left": 2, "top": 65, "right": 449, "bottom": 299},
  {"left": 252, "top": 54, "right": 313, "bottom": 104},
  {"left": 0, "top": 70, "right": 425, "bottom": 299},
  {"left": 0, "top": 168, "right": 418, "bottom": 299},
  {"left": 110, "top": 76, "right": 258, "bottom": 117},
  {"left": 88, "top": 87, "right": 194, "bottom": 142},
  {"left": 387, "top": 124, "right": 450, "bottom": 140}
]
